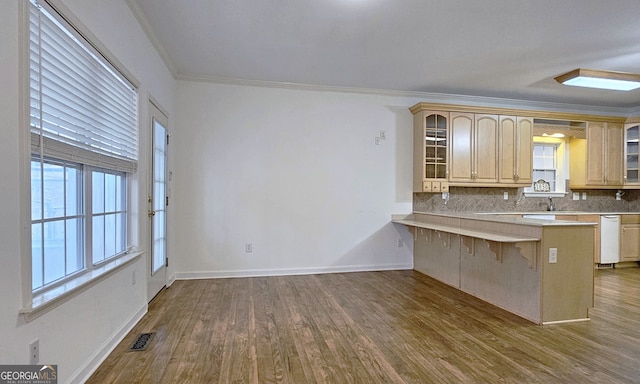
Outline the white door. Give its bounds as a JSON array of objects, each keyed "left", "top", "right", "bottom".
[{"left": 147, "top": 102, "right": 168, "bottom": 302}]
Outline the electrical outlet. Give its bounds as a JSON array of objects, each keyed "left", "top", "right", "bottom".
[
  {"left": 573, "top": 192, "right": 579, "bottom": 201},
  {"left": 582, "top": 192, "right": 587, "bottom": 200},
  {"left": 549, "top": 248, "right": 558, "bottom": 264},
  {"left": 503, "top": 192, "right": 509, "bottom": 200},
  {"left": 245, "top": 243, "right": 253, "bottom": 253},
  {"left": 30, "top": 339, "right": 39, "bottom": 365},
  {"left": 375, "top": 137, "right": 381, "bottom": 145},
  {"left": 380, "top": 130, "right": 386, "bottom": 140}
]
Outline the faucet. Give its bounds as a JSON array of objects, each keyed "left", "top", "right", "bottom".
[{"left": 548, "top": 197, "right": 556, "bottom": 211}]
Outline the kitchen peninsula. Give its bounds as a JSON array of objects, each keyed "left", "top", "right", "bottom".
[{"left": 393, "top": 212, "right": 596, "bottom": 325}]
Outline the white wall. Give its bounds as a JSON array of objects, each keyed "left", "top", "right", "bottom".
[
  {"left": 173, "top": 82, "right": 415, "bottom": 277},
  {"left": 0, "top": 1, "right": 175, "bottom": 383}
]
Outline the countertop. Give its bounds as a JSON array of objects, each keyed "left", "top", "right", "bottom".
[
  {"left": 399, "top": 211, "right": 598, "bottom": 227},
  {"left": 477, "top": 211, "right": 638, "bottom": 216}
]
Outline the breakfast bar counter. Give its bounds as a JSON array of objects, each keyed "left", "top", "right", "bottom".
[{"left": 393, "top": 212, "right": 596, "bottom": 324}]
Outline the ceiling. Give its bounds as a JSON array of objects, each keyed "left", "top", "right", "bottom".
[{"left": 128, "top": 0, "right": 640, "bottom": 109}]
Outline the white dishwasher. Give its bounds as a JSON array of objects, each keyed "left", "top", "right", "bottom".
[{"left": 600, "top": 215, "right": 620, "bottom": 264}]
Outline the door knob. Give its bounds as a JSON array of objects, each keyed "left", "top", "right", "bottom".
[{"left": 148, "top": 210, "right": 156, "bottom": 217}]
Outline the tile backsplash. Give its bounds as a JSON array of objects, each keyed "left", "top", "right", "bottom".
[{"left": 414, "top": 186, "right": 640, "bottom": 213}]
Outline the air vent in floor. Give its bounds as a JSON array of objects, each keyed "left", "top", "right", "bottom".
[{"left": 128, "top": 332, "right": 155, "bottom": 351}]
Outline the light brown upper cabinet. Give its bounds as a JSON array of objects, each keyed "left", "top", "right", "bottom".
[
  {"left": 410, "top": 102, "right": 634, "bottom": 190},
  {"left": 499, "top": 116, "right": 533, "bottom": 185},
  {"left": 624, "top": 123, "right": 640, "bottom": 186},
  {"left": 413, "top": 110, "right": 450, "bottom": 192},
  {"left": 570, "top": 122, "right": 624, "bottom": 188},
  {"left": 449, "top": 113, "right": 499, "bottom": 184}
]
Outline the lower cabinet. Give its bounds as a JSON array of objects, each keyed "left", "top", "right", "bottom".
[{"left": 621, "top": 215, "right": 640, "bottom": 262}]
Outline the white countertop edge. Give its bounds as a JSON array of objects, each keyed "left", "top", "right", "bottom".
[{"left": 394, "top": 212, "right": 599, "bottom": 226}]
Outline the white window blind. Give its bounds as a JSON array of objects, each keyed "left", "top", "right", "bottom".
[{"left": 29, "top": 0, "right": 138, "bottom": 172}]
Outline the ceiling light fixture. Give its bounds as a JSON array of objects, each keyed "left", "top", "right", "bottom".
[{"left": 555, "top": 68, "right": 640, "bottom": 91}]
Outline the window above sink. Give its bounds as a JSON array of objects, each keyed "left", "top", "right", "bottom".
[{"left": 524, "top": 136, "right": 568, "bottom": 198}]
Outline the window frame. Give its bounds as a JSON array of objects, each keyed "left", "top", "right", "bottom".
[
  {"left": 524, "top": 137, "right": 568, "bottom": 198},
  {"left": 89, "top": 167, "right": 129, "bottom": 266},
  {"left": 19, "top": 0, "right": 143, "bottom": 320},
  {"left": 30, "top": 156, "right": 85, "bottom": 293}
]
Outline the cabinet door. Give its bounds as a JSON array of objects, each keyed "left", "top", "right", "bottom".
[
  {"left": 624, "top": 124, "right": 640, "bottom": 185},
  {"left": 449, "top": 112, "right": 474, "bottom": 182},
  {"left": 605, "top": 123, "right": 624, "bottom": 186},
  {"left": 586, "top": 122, "right": 623, "bottom": 186},
  {"left": 498, "top": 116, "right": 516, "bottom": 183},
  {"left": 516, "top": 117, "right": 533, "bottom": 184},
  {"left": 586, "top": 122, "right": 605, "bottom": 185},
  {"left": 474, "top": 114, "right": 498, "bottom": 183},
  {"left": 498, "top": 116, "right": 533, "bottom": 184},
  {"left": 621, "top": 224, "right": 640, "bottom": 261},
  {"left": 414, "top": 111, "right": 449, "bottom": 192}
]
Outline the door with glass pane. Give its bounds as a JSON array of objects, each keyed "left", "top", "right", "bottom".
[
  {"left": 148, "top": 102, "right": 168, "bottom": 302},
  {"left": 625, "top": 124, "right": 640, "bottom": 185}
]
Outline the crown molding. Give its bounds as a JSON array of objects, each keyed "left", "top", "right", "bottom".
[
  {"left": 177, "top": 73, "right": 638, "bottom": 118},
  {"left": 629, "top": 105, "right": 640, "bottom": 118}
]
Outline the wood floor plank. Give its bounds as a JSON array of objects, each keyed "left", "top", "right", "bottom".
[
  {"left": 87, "top": 267, "right": 640, "bottom": 384},
  {"left": 264, "top": 276, "right": 309, "bottom": 383},
  {"left": 294, "top": 275, "right": 384, "bottom": 384}
]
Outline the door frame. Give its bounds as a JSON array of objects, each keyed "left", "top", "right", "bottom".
[{"left": 147, "top": 99, "right": 169, "bottom": 302}]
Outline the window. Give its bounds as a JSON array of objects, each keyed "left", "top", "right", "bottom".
[
  {"left": 91, "top": 169, "right": 127, "bottom": 265},
  {"left": 31, "top": 158, "right": 84, "bottom": 290},
  {"left": 533, "top": 143, "right": 558, "bottom": 191},
  {"left": 29, "top": 0, "right": 137, "bottom": 295},
  {"left": 525, "top": 137, "right": 567, "bottom": 196}
]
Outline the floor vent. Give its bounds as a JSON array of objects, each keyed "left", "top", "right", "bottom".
[
  {"left": 597, "top": 263, "right": 615, "bottom": 269},
  {"left": 129, "top": 332, "right": 155, "bottom": 351}
]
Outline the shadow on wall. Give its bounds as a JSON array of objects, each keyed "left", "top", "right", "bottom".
[
  {"left": 414, "top": 187, "right": 640, "bottom": 213},
  {"left": 387, "top": 105, "right": 415, "bottom": 205},
  {"left": 331, "top": 222, "right": 414, "bottom": 271}
]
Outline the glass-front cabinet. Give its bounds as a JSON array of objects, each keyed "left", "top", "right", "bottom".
[
  {"left": 424, "top": 114, "right": 448, "bottom": 179},
  {"left": 413, "top": 110, "right": 449, "bottom": 192},
  {"left": 625, "top": 123, "right": 639, "bottom": 185}
]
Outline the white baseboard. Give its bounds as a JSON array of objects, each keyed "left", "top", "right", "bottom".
[
  {"left": 166, "top": 272, "right": 177, "bottom": 287},
  {"left": 69, "top": 303, "right": 148, "bottom": 384},
  {"left": 174, "top": 263, "right": 413, "bottom": 280}
]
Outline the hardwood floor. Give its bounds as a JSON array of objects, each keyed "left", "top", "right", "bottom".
[{"left": 87, "top": 268, "right": 640, "bottom": 383}]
